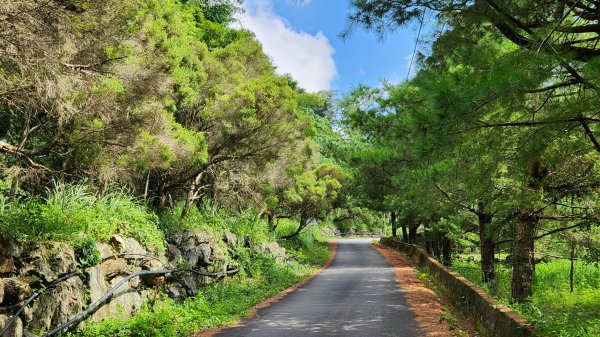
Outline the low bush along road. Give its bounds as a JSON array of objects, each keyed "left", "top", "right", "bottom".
[{"left": 215, "top": 239, "right": 420, "bottom": 337}]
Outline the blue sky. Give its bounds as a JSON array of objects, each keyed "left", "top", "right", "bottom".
[{"left": 238, "top": 0, "right": 419, "bottom": 96}]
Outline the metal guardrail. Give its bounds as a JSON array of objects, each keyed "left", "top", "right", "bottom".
[{"left": 339, "top": 232, "right": 382, "bottom": 238}]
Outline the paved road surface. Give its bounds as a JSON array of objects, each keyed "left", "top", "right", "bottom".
[{"left": 216, "top": 239, "right": 421, "bottom": 337}]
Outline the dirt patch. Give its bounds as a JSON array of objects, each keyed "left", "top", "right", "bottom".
[
  {"left": 193, "top": 241, "right": 338, "bottom": 337},
  {"left": 371, "top": 243, "right": 479, "bottom": 337}
]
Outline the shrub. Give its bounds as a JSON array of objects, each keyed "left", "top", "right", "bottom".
[
  {"left": 74, "top": 237, "right": 101, "bottom": 268},
  {"left": 159, "top": 204, "right": 274, "bottom": 245}
]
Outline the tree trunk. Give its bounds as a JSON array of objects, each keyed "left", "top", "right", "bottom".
[
  {"left": 432, "top": 239, "right": 441, "bottom": 260},
  {"left": 182, "top": 172, "right": 204, "bottom": 218},
  {"left": 7, "top": 178, "right": 18, "bottom": 202},
  {"left": 511, "top": 160, "right": 545, "bottom": 301},
  {"left": 479, "top": 212, "right": 496, "bottom": 284},
  {"left": 570, "top": 240, "right": 575, "bottom": 293},
  {"left": 442, "top": 236, "right": 452, "bottom": 267},
  {"left": 401, "top": 222, "right": 408, "bottom": 243},
  {"left": 408, "top": 223, "right": 418, "bottom": 243},
  {"left": 156, "top": 183, "right": 170, "bottom": 210},
  {"left": 280, "top": 213, "right": 308, "bottom": 240},
  {"left": 143, "top": 171, "right": 150, "bottom": 201},
  {"left": 511, "top": 211, "right": 537, "bottom": 302},
  {"left": 391, "top": 211, "right": 397, "bottom": 237},
  {"left": 425, "top": 241, "right": 433, "bottom": 255},
  {"left": 267, "top": 213, "right": 276, "bottom": 232}
]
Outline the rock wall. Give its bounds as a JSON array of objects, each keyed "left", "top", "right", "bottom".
[
  {"left": 0, "top": 231, "right": 286, "bottom": 336},
  {"left": 380, "top": 237, "right": 541, "bottom": 337},
  {"left": 165, "top": 230, "right": 230, "bottom": 299}
]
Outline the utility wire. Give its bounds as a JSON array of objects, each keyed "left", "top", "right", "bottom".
[{"left": 407, "top": 9, "right": 426, "bottom": 80}]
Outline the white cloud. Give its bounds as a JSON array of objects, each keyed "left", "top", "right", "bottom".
[
  {"left": 237, "top": 1, "right": 337, "bottom": 92},
  {"left": 291, "top": 0, "right": 312, "bottom": 7}
]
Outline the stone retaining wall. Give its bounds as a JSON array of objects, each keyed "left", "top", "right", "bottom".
[
  {"left": 0, "top": 230, "right": 286, "bottom": 336},
  {"left": 380, "top": 237, "right": 542, "bottom": 337}
]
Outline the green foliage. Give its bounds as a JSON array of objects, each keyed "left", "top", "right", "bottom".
[
  {"left": 453, "top": 258, "right": 600, "bottom": 337},
  {"left": 0, "top": 183, "right": 165, "bottom": 252},
  {"left": 125, "top": 131, "right": 177, "bottom": 171},
  {"left": 275, "top": 218, "right": 330, "bottom": 263},
  {"left": 335, "top": 2, "right": 600, "bottom": 329},
  {"left": 74, "top": 237, "right": 102, "bottom": 268},
  {"left": 159, "top": 205, "right": 274, "bottom": 245},
  {"left": 283, "top": 163, "right": 348, "bottom": 220},
  {"left": 0, "top": 2, "right": 345, "bottom": 336}
]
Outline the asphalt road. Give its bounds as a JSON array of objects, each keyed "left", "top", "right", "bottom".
[{"left": 216, "top": 239, "right": 421, "bottom": 337}]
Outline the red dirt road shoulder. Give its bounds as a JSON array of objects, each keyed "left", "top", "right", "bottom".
[{"left": 372, "top": 243, "right": 479, "bottom": 337}]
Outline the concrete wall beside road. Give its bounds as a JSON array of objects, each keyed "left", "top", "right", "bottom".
[{"left": 380, "top": 237, "right": 541, "bottom": 337}]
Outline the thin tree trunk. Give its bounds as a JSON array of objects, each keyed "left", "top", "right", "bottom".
[
  {"left": 425, "top": 241, "right": 433, "bottom": 255},
  {"left": 570, "top": 241, "right": 575, "bottom": 293},
  {"left": 391, "top": 211, "right": 397, "bottom": 237},
  {"left": 143, "top": 171, "right": 150, "bottom": 201},
  {"left": 432, "top": 239, "right": 441, "bottom": 261},
  {"left": 7, "top": 178, "right": 18, "bottom": 202},
  {"left": 153, "top": 181, "right": 169, "bottom": 210},
  {"left": 511, "top": 211, "right": 537, "bottom": 302},
  {"left": 408, "top": 224, "right": 418, "bottom": 244},
  {"left": 182, "top": 172, "right": 204, "bottom": 218},
  {"left": 442, "top": 235, "right": 452, "bottom": 267},
  {"left": 280, "top": 214, "right": 308, "bottom": 240},
  {"left": 401, "top": 222, "right": 408, "bottom": 243},
  {"left": 479, "top": 212, "right": 496, "bottom": 284}
]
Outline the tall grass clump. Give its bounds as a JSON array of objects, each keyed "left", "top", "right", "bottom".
[{"left": 0, "top": 182, "right": 164, "bottom": 252}]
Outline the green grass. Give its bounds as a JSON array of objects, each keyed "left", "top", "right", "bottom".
[
  {"left": 159, "top": 204, "right": 275, "bottom": 245},
  {"left": 452, "top": 259, "right": 600, "bottom": 337},
  {"left": 0, "top": 183, "right": 165, "bottom": 252},
  {"left": 274, "top": 218, "right": 331, "bottom": 265}
]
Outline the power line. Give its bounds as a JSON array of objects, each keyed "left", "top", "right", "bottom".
[{"left": 407, "top": 9, "right": 426, "bottom": 81}]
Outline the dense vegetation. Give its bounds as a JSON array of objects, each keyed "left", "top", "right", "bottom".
[
  {"left": 0, "top": 0, "right": 385, "bottom": 238},
  {"left": 4, "top": 0, "right": 599, "bottom": 336},
  {"left": 454, "top": 258, "right": 600, "bottom": 336},
  {"left": 0, "top": 0, "right": 383, "bottom": 236},
  {"left": 0, "top": 1, "right": 368, "bottom": 336},
  {"left": 338, "top": 1, "right": 600, "bottom": 336}
]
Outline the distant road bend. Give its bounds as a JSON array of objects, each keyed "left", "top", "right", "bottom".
[{"left": 217, "top": 239, "right": 420, "bottom": 337}]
